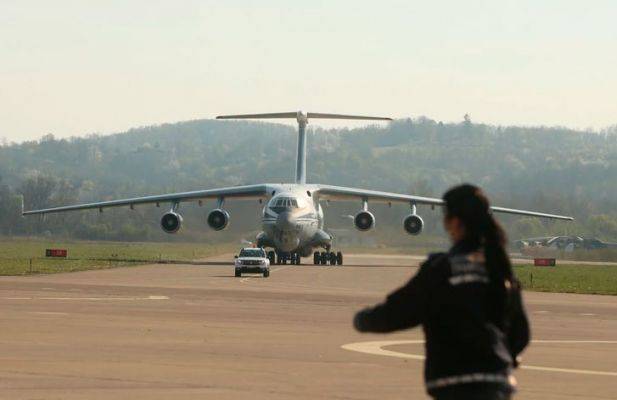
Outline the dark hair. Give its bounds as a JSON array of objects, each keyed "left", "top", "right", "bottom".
[{"left": 443, "top": 184, "right": 513, "bottom": 326}]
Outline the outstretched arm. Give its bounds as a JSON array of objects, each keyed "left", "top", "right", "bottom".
[{"left": 354, "top": 259, "right": 433, "bottom": 333}]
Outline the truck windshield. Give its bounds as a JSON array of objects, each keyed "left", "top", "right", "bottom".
[{"left": 239, "top": 249, "right": 265, "bottom": 258}]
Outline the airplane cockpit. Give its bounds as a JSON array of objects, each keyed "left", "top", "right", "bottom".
[{"left": 268, "top": 196, "right": 302, "bottom": 213}]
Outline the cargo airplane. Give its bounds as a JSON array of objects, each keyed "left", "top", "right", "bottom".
[{"left": 23, "top": 111, "right": 573, "bottom": 266}]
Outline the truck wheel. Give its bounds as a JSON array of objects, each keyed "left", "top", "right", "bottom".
[
  {"left": 263, "top": 269, "right": 270, "bottom": 277},
  {"left": 235, "top": 269, "right": 241, "bottom": 277}
]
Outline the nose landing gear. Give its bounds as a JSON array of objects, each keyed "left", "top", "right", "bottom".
[{"left": 273, "top": 251, "right": 302, "bottom": 265}]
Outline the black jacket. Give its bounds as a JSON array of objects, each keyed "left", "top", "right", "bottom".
[{"left": 354, "top": 242, "right": 530, "bottom": 396}]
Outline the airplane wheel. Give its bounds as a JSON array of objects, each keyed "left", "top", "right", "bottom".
[
  {"left": 329, "top": 252, "right": 337, "bottom": 265},
  {"left": 268, "top": 251, "right": 276, "bottom": 265},
  {"left": 336, "top": 252, "right": 343, "bottom": 266},
  {"left": 295, "top": 255, "right": 301, "bottom": 265},
  {"left": 320, "top": 252, "right": 328, "bottom": 265},
  {"left": 235, "top": 268, "right": 241, "bottom": 277},
  {"left": 313, "top": 252, "right": 320, "bottom": 265}
]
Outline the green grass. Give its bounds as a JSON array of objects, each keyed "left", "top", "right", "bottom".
[
  {"left": 2, "top": 239, "right": 616, "bottom": 295},
  {"left": 0, "top": 238, "right": 235, "bottom": 275},
  {"left": 514, "top": 264, "right": 617, "bottom": 295}
]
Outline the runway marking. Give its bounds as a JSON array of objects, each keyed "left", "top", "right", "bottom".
[
  {"left": 534, "top": 310, "right": 550, "bottom": 314},
  {"left": 579, "top": 313, "right": 597, "bottom": 316},
  {"left": 341, "top": 340, "right": 617, "bottom": 377},
  {"left": 28, "top": 311, "right": 69, "bottom": 316},
  {"left": 1, "top": 295, "right": 169, "bottom": 301}
]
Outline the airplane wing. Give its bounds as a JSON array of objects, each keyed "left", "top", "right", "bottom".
[
  {"left": 315, "top": 185, "right": 574, "bottom": 221},
  {"left": 22, "top": 184, "right": 270, "bottom": 215}
]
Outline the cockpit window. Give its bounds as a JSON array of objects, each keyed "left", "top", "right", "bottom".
[{"left": 270, "top": 197, "right": 299, "bottom": 211}]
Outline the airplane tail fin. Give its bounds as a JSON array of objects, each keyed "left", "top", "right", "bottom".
[{"left": 216, "top": 111, "right": 391, "bottom": 184}]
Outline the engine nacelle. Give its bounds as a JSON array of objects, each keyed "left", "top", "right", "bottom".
[
  {"left": 160, "top": 211, "right": 183, "bottom": 234},
  {"left": 207, "top": 209, "right": 230, "bottom": 231},
  {"left": 403, "top": 214, "right": 424, "bottom": 235},
  {"left": 354, "top": 210, "right": 375, "bottom": 231}
]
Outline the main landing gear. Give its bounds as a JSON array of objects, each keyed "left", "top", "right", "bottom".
[
  {"left": 313, "top": 251, "right": 343, "bottom": 266},
  {"left": 270, "top": 251, "right": 302, "bottom": 265}
]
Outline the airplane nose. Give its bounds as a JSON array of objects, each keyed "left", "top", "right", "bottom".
[{"left": 276, "top": 211, "right": 296, "bottom": 231}]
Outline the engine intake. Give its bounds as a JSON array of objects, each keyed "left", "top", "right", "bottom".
[
  {"left": 354, "top": 211, "right": 375, "bottom": 231},
  {"left": 160, "top": 212, "right": 183, "bottom": 234},
  {"left": 403, "top": 214, "right": 424, "bottom": 235},
  {"left": 207, "top": 209, "right": 230, "bottom": 231}
]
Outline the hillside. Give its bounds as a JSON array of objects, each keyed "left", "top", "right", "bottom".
[{"left": 1, "top": 117, "right": 616, "bottom": 243}]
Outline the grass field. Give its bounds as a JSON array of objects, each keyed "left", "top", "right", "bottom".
[
  {"left": 513, "top": 264, "right": 617, "bottom": 295},
  {"left": 0, "top": 238, "right": 235, "bottom": 275},
  {"left": 1, "top": 239, "right": 616, "bottom": 295}
]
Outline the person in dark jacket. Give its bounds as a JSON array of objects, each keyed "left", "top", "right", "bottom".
[{"left": 354, "top": 184, "right": 530, "bottom": 400}]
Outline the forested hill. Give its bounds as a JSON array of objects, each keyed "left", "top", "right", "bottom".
[{"left": 1, "top": 117, "right": 616, "bottom": 242}]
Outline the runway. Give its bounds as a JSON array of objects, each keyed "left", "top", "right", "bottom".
[{"left": 0, "top": 253, "right": 615, "bottom": 400}]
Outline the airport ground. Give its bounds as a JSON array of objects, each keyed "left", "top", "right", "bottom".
[
  {"left": 1, "top": 253, "right": 615, "bottom": 400},
  {"left": 2, "top": 238, "right": 617, "bottom": 295}
]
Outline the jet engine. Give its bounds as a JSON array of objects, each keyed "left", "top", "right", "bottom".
[
  {"left": 207, "top": 209, "right": 230, "bottom": 231},
  {"left": 354, "top": 210, "right": 375, "bottom": 231},
  {"left": 160, "top": 211, "right": 183, "bottom": 234},
  {"left": 403, "top": 214, "right": 424, "bottom": 235}
]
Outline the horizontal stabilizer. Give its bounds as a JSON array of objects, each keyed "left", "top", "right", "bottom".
[
  {"left": 216, "top": 112, "right": 298, "bottom": 120},
  {"left": 216, "top": 111, "right": 392, "bottom": 122},
  {"left": 307, "top": 112, "right": 391, "bottom": 121}
]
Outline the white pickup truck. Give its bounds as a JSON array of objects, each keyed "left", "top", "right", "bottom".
[{"left": 234, "top": 247, "right": 270, "bottom": 277}]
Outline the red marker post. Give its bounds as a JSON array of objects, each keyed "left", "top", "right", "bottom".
[
  {"left": 45, "top": 249, "right": 68, "bottom": 258},
  {"left": 534, "top": 258, "right": 556, "bottom": 267}
]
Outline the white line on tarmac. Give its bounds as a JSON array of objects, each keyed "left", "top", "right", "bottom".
[
  {"left": 341, "top": 340, "right": 617, "bottom": 377},
  {"left": 1, "top": 295, "right": 169, "bottom": 301},
  {"left": 28, "top": 311, "right": 69, "bottom": 316}
]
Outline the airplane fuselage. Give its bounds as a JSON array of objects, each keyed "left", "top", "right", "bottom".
[{"left": 256, "top": 184, "right": 332, "bottom": 257}]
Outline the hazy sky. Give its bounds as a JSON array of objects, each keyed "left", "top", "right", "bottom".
[{"left": 1, "top": 1, "right": 616, "bottom": 141}]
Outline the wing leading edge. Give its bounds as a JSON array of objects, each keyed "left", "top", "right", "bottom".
[
  {"left": 22, "top": 184, "right": 270, "bottom": 215},
  {"left": 315, "top": 185, "right": 573, "bottom": 221}
]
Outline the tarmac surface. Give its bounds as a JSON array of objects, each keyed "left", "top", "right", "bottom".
[{"left": 1, "top": 253, "right": 616, "bottom": 400}]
